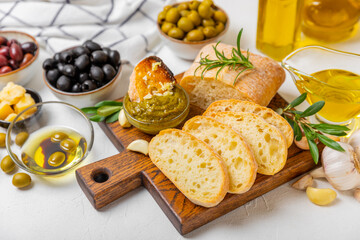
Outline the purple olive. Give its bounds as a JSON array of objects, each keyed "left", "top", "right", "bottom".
[
  {"left": 0, "top": 55, "right": 8, "bottom": 67},
  {"left": 0, "top": 46, "right": 9, "bottom": 58},
  {"left": 0, "top": 36, "right": 8, "bottom": 46},
  {"left": 7, "top": 39, "right": 19, "bottom": 47},
  {"left": 9, "top": 43, "right": 23, "bottom": 62},
  {"left": 75, "top": 54, "right": 90, "bottom": 72},
  {"left": 21, "top": 42, "right": 37, "bottom": 54},
  {"left": 56, "top": 75, "right": 72, "bottom": 91},
  {"left": 8, "top": 59, "right": 19, "bottom": 70},
  {"left": 82, "top": 80, "right": 97, "bottom": 92}
]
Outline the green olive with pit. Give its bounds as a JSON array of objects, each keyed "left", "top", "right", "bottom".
[
  {"left": 203, "top": 26, "right": 217, "bottom": 38},
  {"left": 177, "top": 2, "right": 189, "bottom": 11},
  {"left": 60, "top": 138, "right": 77, "bottom": 153},
  {"left": 161, "top": 22, "right": 176, "bottom": 33},
  {"left": 157, "top": 11, "right": 167, "bottom": 24},
  {"left": 180, "top": 10, "right": 190, "bottom": 17},
  {"left": 0, "top": 133, "right": 6, "bottom": 148},
  {"left": 12, "top": 173, "right": 31, "bottom": 188},
  {"left": 203, "top": 0, "right": 214, "bottom": 6},
  {"left": 188, "top": 10, "right": 201, "bottom": 26},
  {"left": 165, "top": 8, "right": 180, "bottom": 23},
  {"left": 214, "top": 10, "right": 227, "bottom": 23},
  {"left": 15, "top": 132, "right": 29, "bottom": 147},
  {"left": 163, "top": 5, "right": 172, "bottom": 12},
  {"left": 186, "top": 29, "right": 205, "bottom": 41},
  {"left": 48, "top": 152, "right": 66, "bottom": 167},
  {"left": 167, "top": 27, "right": 185, "bottom": 39},
  {"left": 1, "top": 155, "right": 15, "bottom": 173},
  {"left": 177, "top": 17, "right": 194, "bottom": 32},
  {"left": 198, "top": 3, "right": 213, "bottom": 19},
  {"left": 189, "top": 0, "right": 200, "bottom": 10},
  {"left": 215, "top": 22, "right": 225, "bottom": 34},
  {"left": 51, "top": 132, "right": 68, "bottom": 143},
  {"left": 202, "top": 18, "right": 215, "bottom": 27}
]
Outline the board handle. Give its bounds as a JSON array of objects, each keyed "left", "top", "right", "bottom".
[{"left": 76, "top": 150, "right": 154, "bottom": 209}]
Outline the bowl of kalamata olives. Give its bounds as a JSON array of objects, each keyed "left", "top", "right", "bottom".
[
  {"left": 0, "top": 31, "right": 39, "bottom": 87},
  {"left": 43, "top": 40, "right": 122, "bottom": 108}
]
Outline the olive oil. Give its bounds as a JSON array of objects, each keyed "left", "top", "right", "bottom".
[
  {"left": 21, "top": 126, "right": 86, "bottom": 174},
  {"left": 256, "top": 0, "right": 303, "bottom": 61},
  {"left": 295, "top": 69, "right": 360, "bottom": 123}
]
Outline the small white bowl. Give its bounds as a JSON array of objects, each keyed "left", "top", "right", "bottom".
[
  {"left": 157, "top": 3, "right": 229, "bottom": 60},
  {"left": 0, "top": 31, "right": 40, "bottom": 88}
]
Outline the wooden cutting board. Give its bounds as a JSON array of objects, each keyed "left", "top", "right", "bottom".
[{"left": 76, "top": 73, "right": 317, "bottom": 235}]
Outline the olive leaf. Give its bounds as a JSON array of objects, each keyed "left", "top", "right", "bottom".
[
  {"left": 97, "top": 106, "right": 122, "bottom": 117},
  {"left": 307, "top": 139, "right": 319, "bottom": 164},
  {"left": 81, "top": 100, "right": 123, "bottom": 123},
  {"left": 95, "top": 100, "right": 123, "bottom": 108},
  {"left": 89, "top": 115, "right": 106, "bottom": 122},
  {"left": 285, "top": 92, "right": 307, "bottom": 110},
  {"left": 106, "top": 111, "right": 119, "bottom": 123},
  {"left": 299, "top": 101, "right": 325, "bottom": 118},
  {"left": 81, "top": 107, "right": 98, "bottom": 114},
  {"left": 317, "top": 134, "right": 345, "bottom": 152}
]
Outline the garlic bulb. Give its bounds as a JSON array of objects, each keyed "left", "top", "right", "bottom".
[
  {"left": 348, "top": 129, "right": 360, "bottom": 157},
  {"left": 321, "top": 142, "right": 360, "bottom": 190}
]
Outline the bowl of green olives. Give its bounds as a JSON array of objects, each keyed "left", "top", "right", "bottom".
[{"left": 157, "top": 0, "right": 229, "bottom": 60}]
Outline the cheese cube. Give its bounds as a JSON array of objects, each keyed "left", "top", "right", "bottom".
[
  {"left": 0, "top": 82, "right": 26, "bottom": 105},
  {"left": 0, "top": 101, "right": 14, "bottom": 120},
  {"left": 14, "top": 93, "right": 36, "bottom": 117}
]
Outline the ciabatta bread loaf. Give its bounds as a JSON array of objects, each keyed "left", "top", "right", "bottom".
[
  {"left": 180, "top": 43, "right": 285, "bottom": 109},
  {"left": 183, "top": 116, "right": 257, "bottom": 194},
  {"left": 210, "top": 112, "right": 287, "bottom": 175},
  {"left": 203, "top": 100, "right": 293, "bottom": 148},
  {"left": 149, "top": 129, "right": 229, "bottom": 207}
]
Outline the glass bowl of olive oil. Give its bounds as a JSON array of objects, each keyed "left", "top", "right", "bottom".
[
  {"left": 5, "top": 101, "right": 94, "bottom": 175},
  {"left": 282, "top": 46, "right": 360, "bottom": 129}
]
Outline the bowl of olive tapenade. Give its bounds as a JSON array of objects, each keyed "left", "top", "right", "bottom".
[
  {"left": 157, "top": 0, "right": 229, "bottom": 60},
  {"left": 123, "top": 84, "right": 190, "bottom": 135}
]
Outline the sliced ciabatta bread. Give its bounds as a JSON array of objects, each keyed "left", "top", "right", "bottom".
[
  {"left": 183, "top": 116, "right": 257, "bottom": 194},
  {"left": 203, "top": 99, "right": 293, "bottom": 148},
  {"left": 149, "top": 129, "right": 229, "bottom": 207},
  {"left": 210, "top": 112, "right": 287, "bottom": 175}
]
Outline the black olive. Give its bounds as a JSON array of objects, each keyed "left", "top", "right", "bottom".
[
  {"left": 46, "top": 69, "right": 61, "bottom": 85},
  {"left": 56, "top": 76, "right": 72, "bottom": 91},
  {"left": 43, "top": 58, "right": 56, "bottom": 70},
  {"left": 60, "top": 51, "right": 73, "bottom": 63},
  {"left": 21, "top": 42, "right": 37, "bottom": 54},
  {"left": 54, "top": 53, "right": 61, "bottom": 63},
  {"left": 90, "top": 65, "right": 104, "bottom": 82},
  {"left": 102, "top": 64, "right": 116, "bottom": 81},
  {"left": 108, "top": 50, "right": 120, "bottom": 67},
  {"left": 91, "top": 50, "right": 108, "bottom": 65},
  {"left": 82, "top": 40, "right": 101, "bottom": 52},
  {"left": 71, "top": 83, "right": 82, "bottom": 92},
  {"left": 72, "top": 46, "right": 90, "bottom": 58},
  {"left": 74, "top": 54, "right": 90, "bottom": 72},
  {"left": 62, "top": 64, "right": 76, "bottom": 77},
  {"left": 78, "top": 72, "right": 89, "bottom": 83},
  {"left": 82, "top": 80, "right": 97, "bottom": 92},
  {"left": 57, "top": 63, "right": 65, "bottom": 73},
  {"left": 102, "top": 47, "right": 111, "bottom": 56}
]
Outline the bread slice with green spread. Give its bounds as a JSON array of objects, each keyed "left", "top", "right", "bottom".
[
  {"left": 183, "top": 116, "right": 257, "bottom": 194},
  {"left": 149, "top": 129, "right": 229, "bottom": 207},
  {"left": 203, "top": 99, "right": 293, "bottom": 148},
  {"left": 210, "top": 112, "right": 287, "bottom": 175}
]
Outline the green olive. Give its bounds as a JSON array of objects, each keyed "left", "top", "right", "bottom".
[
  {"left": 163, "top": 5, "right": 172, "bottom": 12},
  {"left": 51, "top": 132, "right": 68, "bottom": 143},
  {"left": 214, "top": 10, "right": 227, "bottom": 23},
  {"left": 177, "top": 17, "right": 194, "bottom": 32},
  {"left": 215, "top": 22, "right": 225, "bottom": 33},
  {"left": 203, "top": 0, "right": 214, "bottom": 6},
  {"left": 0, "top": 133, "right": 6, "bottom": 148},
  {"left": 157, "top": 11, "right": 167, "bottom": 24},
  {"left": 1, "top": 155, "right": 15, "bottom": 173},
  {"left": 161, "top": 22, "right": 176, "bottom": 34},
  {"left": 167, "top": 27, "right": 185, "bottom": 39},
  {"left": 180, "top": 10, "right": 190, "bottom": 17},
  {"left": 186, "top": 29, "right": 205, "bottom": 41},
  {"left": 197, "top": 26, "right": 204, "bottom": 32},
  {"left": 165, "top": 8, "right": 180, "bottom": 23},
  {"left": 188, "top": 10, "right": 201, "bottom": 26},
  {"left": 177, "top": 2, "right": 189, "bottom": 11},
  {"left": 48, "top": 152, "right": 66, "bottom": 167},
  {"left": 202, "top": 18, "right": 215, "bottom": 27},
  {"left": 12, "top": 173, "right": 31, "bottom": 188},
  {"left": 198, "top": 3, "right": 213, "bottom": 19},
  {"left": 203, "top": 26, "right": 217, "bottom": 38},
  {"left": 15, "top": 132, "right": 29, "bottom": 147},
  {"left": 189, "top": 0, "right": 200, "bottom": 10},
  {"left": 60, "top": 138, "right": 77, "bottom": 153}
]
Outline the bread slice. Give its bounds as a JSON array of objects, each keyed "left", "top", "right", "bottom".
[
  {"left": 203, "top": 100, "right": 293, "bottom": 148},
  {"left": 149, "top": 129, "right": 229, "bottom": 207},
  {"left": 183, "top": 116, "right": 257, "bottom": 194},
  {"left": 210, "top": 112, "right": 287, "bottom": 175},
  {"left": 128, "top": 56, "right": 175, "bottom": 102}
]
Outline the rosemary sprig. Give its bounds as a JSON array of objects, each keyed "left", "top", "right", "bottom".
[
  {"left": 81, "top": 100, "right": 123, "bottom": 123},
  {"left": 278, "top": 93, "right": 349, "bottom": 164},
  {"left": 194, "top": 28, "right": 254, "bottom": 85}
]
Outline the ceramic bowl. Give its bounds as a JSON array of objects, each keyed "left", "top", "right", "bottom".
[
  {"left": 0, "top": 88, "right": 42, "bottom": 128},
  {"left": 0, "top": 31, "right": 40, "bottom": 88},
  {"left": 43, "top": 47, "right": 122, "bottom": 109},
  {"left": 157, "top": 2, "right": 229, "bottom": 60}
]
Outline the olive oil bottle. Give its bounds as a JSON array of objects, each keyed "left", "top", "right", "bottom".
[
  {"left": 21, "top": 126, "right": 87, "bottom": 174},
  {"left": 295, "top": 69, "right": 360, "bottom": 123}
]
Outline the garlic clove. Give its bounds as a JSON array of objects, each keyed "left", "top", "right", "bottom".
[
  {"left": 306, "top": 187, "right": 337, "bottom": 206},
  {"left": 354, "top": 188, "right": 360, "bottom": 203},
  {"left": 348, "top": 129, "right": 360, "bottom": 159},
  {"left": 127, "top": 139, "right": 149, "bottom": 155},
  {"left": 292, "top": 174, "right": 313, "bottom": 190},
  {"left": 295, "top": 136, "right": 309, "bottom": 150},
  {"left": 119, "top": 109, "right": 132, "bottom": 128},
  {"left": 310, "top": 167, "right": 326, "bottom": 179}
]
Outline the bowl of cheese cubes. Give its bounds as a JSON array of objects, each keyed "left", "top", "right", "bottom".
[{"left": 0, "top": 82, "right": 42, "bottom": 128}]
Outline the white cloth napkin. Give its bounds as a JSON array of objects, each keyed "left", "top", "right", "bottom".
[{"left": 0, "top": 0, "right": 165, "bottom": 66}]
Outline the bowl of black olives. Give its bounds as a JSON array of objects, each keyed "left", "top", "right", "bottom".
[{"left": 43, "top": 40, "right": 122, "bottom": 108}]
